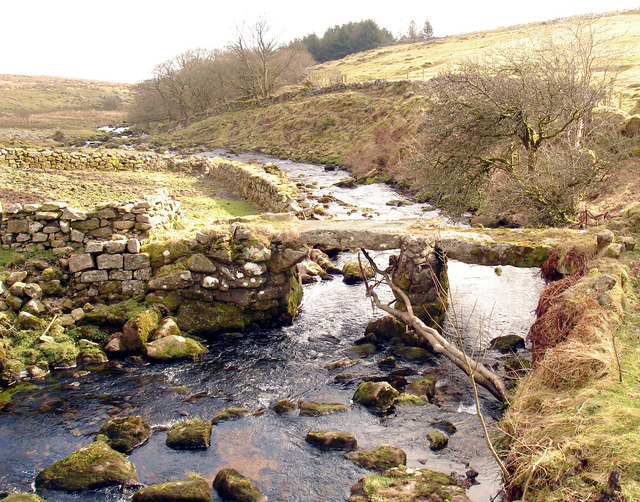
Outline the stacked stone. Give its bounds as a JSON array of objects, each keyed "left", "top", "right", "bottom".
[
  {"left": 0, "top": 194, "right": 181, "bottom": 252},
  {"left": 0, "top": 147, "right": 156, "bottom": 171},
  {"left": 68, "top": 237, "right": 150, "bottom": 303}
]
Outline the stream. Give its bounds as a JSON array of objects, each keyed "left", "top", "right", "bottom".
[{"left": 0, "top": 152, "right": 545, "bottom": 501}]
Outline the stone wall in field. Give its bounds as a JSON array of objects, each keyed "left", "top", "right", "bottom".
[
  {"left": 0, "top": 192, "right": 181, "bottom": 253},
  {"left": 0, "top": 147, "right": 309, "bottom": 217}
]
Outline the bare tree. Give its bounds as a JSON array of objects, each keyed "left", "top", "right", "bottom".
[{"left": 401, "top": 18, "right": 626, "bottom": 225}]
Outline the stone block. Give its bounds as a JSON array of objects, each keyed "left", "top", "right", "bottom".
[
  {"left": 127, "top": 239, "right": 141, "bottom": 254},
  {"left": 61, "top": 207, "right": 87, "bottom": 221},
  {"left": 122, "top": 280, "right": 145, "bottom": 297},
  {"left": 7, "top": 219, "right": 29, "bottom": 233},
  {"left": 97, "top": 253, "right": 124, "bottom": 269},
  {"left": 73, "top": 218, "right": 99, "bottom": 231},
  {"left": 70, "top": 229, "right": 85, "bottom": 242},
  {"left": 133, "top": 267, "right": 152, "bottom": 280},
  {"left": 52, "top": 246, "right": 74, "bottom": 256},
  {"left": 85, "top": 240, "right": 104, "bottom": 253},
  {"left": 28, "top": 221, "right": 44, "bottom": 234},
  {"left": 110, "top": 270, "right": 133, "bottom": 280},
  {"left": 32, "top": 232, "right": 48, "bottom": 243},
  {"left": 16, "top": 233, "right": 30, "bottom": 242},
  {"left": 113, "top": 220, "right": 135, "bottom": 230},
  {"left": 89, "top": 227, "right": 114, "bottom": 239},
  {"left": 59, "top": 220, "right": 70, "bottom": 233},
  {"left": 68, "top": 253, "right": 94, "bottom": 273},
  {"left": 43, "top": 225, "right": 61, "bottom": 234},
  {"left": 104, "top": 240, "right": 126, "bottom": 254},
  {"left": 41, "top": 202, "right": 68, "bottom": 211},
  {"left": 97, "top": 207, "right": 118, "bottom": 219},
  {"left": 35, "top": 211, "right": 61, "bottom": 220},
  {"left": 80, "top": 269, "right": 108, "bottom": 283},
  {"left": 124, "top": 253, "right": 150, "bottom": 270}
]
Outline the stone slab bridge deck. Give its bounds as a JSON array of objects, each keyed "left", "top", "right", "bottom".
[{"left": 287, "top": 218, "right": 589, "bottom": 268}]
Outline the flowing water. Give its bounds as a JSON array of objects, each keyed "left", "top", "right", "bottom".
[{"left": 0, "top": 153, "right": 545, "bottom": 501}]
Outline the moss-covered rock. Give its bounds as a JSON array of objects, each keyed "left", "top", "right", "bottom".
[
  {"left": 144, "top": 335, "right": 208, "bottom": 361},
  {"left": 427, "top": 429, "right": 449, "bottom": 451},
  {"left": 344, "top": 445, "right": 407, "bottom": 472},
  {"left": 211, "top": 407, "right": 251, "bottom": 425},
  {"left": 431, "top": 420, "right": 457, "bottom": 436},
  {"left": 176, "top": 301, "right": 247, "bottom": 335},
  {"left": 213, "top": 468, "right": 266, "bottom": 502},
  {"left": 97, "top": 415, "right": 151, "bottom": 454},
  {"left": 166, "top": 419, "right": 212, "bottom": 450},
  {"left": 407, "top": 375, "right": 437, "bottom": 401},
  {"left": 298, "top": 401, "right": 349, "bottom": 416},
  {"left": 120, "top": 307, "right": 163, "bottom": 352},
  {"left": 273, "top": 398, "right": 297, "bottom": 415},
  {"left": 150, "top": 317, "right": 181, "bottom": 341},
  {"left": 394, "top": 393, "right": 430, "bottom": 406},
  {"left": 145, "top": 240, "right": 190, "bottom": 269},
  {"left": 77, "top": 339, "right": 108, "bottom": 364},
  {"left": 488, "top": 334, "right": 526, "bottom": 353},
  {"left": 37, "top": 339, "right": 79, "bottom": 368},
  {"left": 348, "top": 465, "right": 468, "bottom": 502},
  {"left": 394, "top": 346, "right": 435, "bottom": 362},
  {"left": 365, "top": 316, "right": 406, "bottom": 342},
  {"left": 353, "top": 381, "right": 399, "bottom": 413},
  {"left": 342, "top": 260, "right": 375, "bottom": 284},
  {"left": 35, "top": 440, "right": 137, "bottom": 491},
  {"left": 84, "top": 300, "right": 147, "bottom": 326},
  {"left": 305, "top": 430, "right": 358, "bottom": 451},
  {"left": 1, "top": 494, "right": 45, "bottom": 502},
  {"left": 347, "top": 343, "right": 377, "bottom": 357},
  {"left": 132, "top": 474, "right": 213, "bottom": 502}
]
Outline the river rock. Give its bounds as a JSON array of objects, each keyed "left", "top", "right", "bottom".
[
  {"left": 431, "top": 420, "right": 457, "bottom": 436},
  {"left": 1, "top": 494, "right": 45, "bottom": 502},
  {"left": 176, "top": 301, "right": 247, "bottom": 334},
  {"left": 120, "top": 307, "right": 163, "bottom": 352},
  {"left": 365, "top": 316, "right": 405, "bottom": 342},
  {"left": 394, "top": 346, "right": 435, "bottom": 362},
  {"left": 342, "top": 260, "right": 375, "bottom": 284},
  {"left": 150, "top": 317, "right": 181, "bottom": 341},
  {"left": 305, "top": 430, "right": 358, "bottom": 451},
  {"left": 488, "top": 334, "right": 525, "bottom": 353},
  {"left": 211, "top": 407, "right": 251, "bottom": 424},
  {"left": 427, "top": 429, "right": 449, "bottom": 450},
  {"left": 97, "top": 415, "right": 151, "bottom": 453},
  {"left": 298, "top": 401, "right": 349, "bottom": 416},
  {"left": 144, "top": 335, "right": 208, "bottom": 361},
  {"left": 348, "top": 466, "right": 468, "bottom": 502},
  {"left": 344, "top": 445, "right": 407, "bottom": 472},
  {"left": 273, "top": 398, "right": 297, "bottom": 414},
  {"left": 132, "top": 474, "right": 213, "bottom": 502},
  {"left": 77, "top": 339, "right": 108, "bottom": 364},
  {"left": 213, "top": 468, "right": 266, "bottom": 502},
  {"left": 166, "top": 419, "right": 212, "bottom": 450},
  {"left": 407, "top": 375, "right": 437, "bottom": 401},
  {"left": 353, "top": 381, "right": 399, "bottom": 413},
  {"left": 35, "top": 440, "right": 137, "bottom": 491}
]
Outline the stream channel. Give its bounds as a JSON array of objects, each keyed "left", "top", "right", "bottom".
[{"left": 0, "top": 151, "right": 545, "bottom": 501}]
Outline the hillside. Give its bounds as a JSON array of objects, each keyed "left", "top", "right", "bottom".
[
  {"left": 0, "top": 74, "right": 132, "bottom": 144},
  {"left": 312, "top": 10, "right": 640, "bottom": 111}
]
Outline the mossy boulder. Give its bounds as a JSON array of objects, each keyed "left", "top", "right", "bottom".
[
  {"left": 77, "top": 339, "right": 108, "bottom": 364},
  {"left": 427, "top": 429, "right": 449, "bottom": 451},
  {"left": 347, "top": 343, "right": 377, "bottom": 357},
  {"left": 299, "top": 401, "right": 349, "bottom": 416},
  {"left": 213, "top": 468, "right": 266, "bottom": 502},
  {"left": 394, "top": 393, "right": 430, "bottom": 406},
  {"left": 273, "top": 398, "right": 297, "bottom": 415},
  {"left": 365, "top": 316, "right": 405, "bottom": 342},
  {"left": 37, "top": 339, "right": 79, "bottom": 368},
  {"left": 120, "top": 307, "right": 163, "bottom": 352},
  {"left": 353, "top": 381, "right": 399, "bottom": 413},
  {"left": 97, "top": 415, "right": 151, "bottom": 453},
  {"left": 176, "top": 301, "right": 247, "bottom": 335},
  {"left": 488, "top": 334, "right": 525, "bottom": 353},
  {"left": 150, "top": 317, "right": 181, "bottom": 341},
  {"left": 394, "top": 346, "right": 435, "bottom": 362},
  {"left": 348, "top": 465, "right": 468, "bottom": 502},
  {"left": 132, "top": 474, "right": 213, "bottom": 502},
  {"left": 144, "top": 335, "right": 208, "bottom": 361},
  {"left": 2, "top": 494, "right": 45, "bottom": 502},
  {"left": 17, "top": 312, "right": 45, "bottom": 330},
  {"left": 284, "top": 272, "right": 303, "bottom": 321},
  {"left": 431, "top": 420, "right": 457, "bottom": 436},
  {"left": 305, "top": 430, "right": 358, "bottom": 451},
  {"left": 345, "top": 445, "right": 407, "bottom": 472},
  {"left": 35, "top": 440, "right": 137, "bottom": 491},
  {"left": 83, "top": 300, "right": 147, "bottom": 326},
  {"left": 407, "top": 375, "right": 437, "bottom": 401},
  {"left": 342, "top": 260, "right": 375, "bottom": 284},
  {"left": 145, "top": 240, "right": 190, "bottom": 269},
  {"left": 166, "top": 419, "right": 212, "bottom": 450},
  {"left": 211, "top": 407, "right": 251, "bottom": 425}
]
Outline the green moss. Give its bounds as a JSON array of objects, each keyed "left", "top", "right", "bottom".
[
  {"left": 213, "top": 468, "right": 266, "bottom": 502},
  {"left": 84, "top": 299, "right": 147, "bottom": 326},
  {"left": 144, "top": 240, "right": 190, "bottom": 269},
  {"left": 285, "top": 271, "right": 303, "bottom": 320},
  {"left": 427, "top": 429, "right": 448, "bottom": 450},
  {"left": 144, "top": 335, "right": 207, "bottom": 361},
  {"left": 132, "top": 474, "right": 213, "bottom": 502},
  {"left": 176, "top": 300, "right": 248, "bottom": 334},
  {"left": 394, "top": 346, "right": 435, "bottom": 362},
  {"left": 37, "top": 339, "right": 79, "bottom": 368},
  {"left": 273, "top": 398, "right": 297, "bottom": 414},
  {"left": 394, "top": 393, "right": 430, "bottom": 406},
  {"left": 298, "top": 401, "right": 349, "bottom": 416},
  {"left": 77, "top": 339, "right": 108, "bottom": 364},
  {"left": 120, "top": 307, "right": 163, "bottom": 352},
  {"left": 345, "top": 445, "right": 407, "bottom": 472},
  {"left": 365, "top": 316, "right": 406, "bottom": 341},
  {"left": 353, "top": 381, "right": 399, "bottom": 412},
  {"left": 35, "top": 440, "right": 137, "bottom": 491},
  {"left": 211, "top": 407, "right": 251, "bottom": 424},
  {"left": 97, "top": 415, "right": 151, "bottom": 453},
  {"left": 166, "top": 418, "right": 212, "bottom": 450},
  {"left": 347, "top": 343, "right": 377, "bottom": 357},
  {"left": 2, "top": 494, "right": 46, "bottom": 502},
  {"left": 0, "top": 381, "right": 37, "bottom": 411}
]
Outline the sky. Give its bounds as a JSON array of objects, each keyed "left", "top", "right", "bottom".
[{"left": 2, "top": 0, "right": 639, "bottom": 83}]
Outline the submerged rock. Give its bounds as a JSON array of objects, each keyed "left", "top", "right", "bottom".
[
  {"left": 166, "top": 419, "right": 212, "bottom": 450},
  {"left": 132, "top": 474, "right": 213, "bottom": 502},
  {"left": 305, "top": 430, "right": 358, "bottom": 451},
  {"left": 35, "top": 440, "right": 137, "bottom": 491},
  {"left": 407, "top": 375, "right": 437, "bottom": 401},
  {"left": 2, "top": 495, "right": 45, "bottom": 502},
  {"left": 273, "top": 398, "right": 297, "bottom": 415},
  {"left": 348, "top": 466, "right": 469, "bottom": 502},
  {"left": 211, "top": 407, "right": 251, "bottom": 424},
  {"left": 394, "top": 346, "right": 435, "bottom": 362},
  {"left": 488, "top": 334, "right": 525, "bottom": 353},
  {"left": 213, "top": 468, "right": 266, "bottom": 502},
  {"left": 352, "top": 381, "right": 399, "bottom": 413},
  {"left": 97, "top": 415, "right": 151, "bottom": 453},
  {"left": 143, "top": 335, "right": 208, "bottom": 361},
  {"left": 298, "top": 401, "right": 349, "bottom": 416},
  {"left": 365, "top": 316, "right": 405, "bottom": 342},
  {"left": 344, "top": 445, "right": 407, "bottom": 472},
  {"left": 431, "top": 420, "right": 457, "bottom": 436}
]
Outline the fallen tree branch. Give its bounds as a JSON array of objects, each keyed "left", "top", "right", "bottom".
[{"left": 359, "top": 249, "right": 509, "bottom": 402}]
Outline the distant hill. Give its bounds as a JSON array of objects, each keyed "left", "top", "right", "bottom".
[
  {"left": 0, "top": 74, "right": 132, "bottom": 142},
  {"left": 311, "top": 9, "right": 640, "bottom": 111}
]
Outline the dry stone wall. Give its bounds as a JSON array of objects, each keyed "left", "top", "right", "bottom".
[
  {"left": 0, "top": 192, "right": 181, "bottom": 253},
  {"left": 0, "top": 147, "right": 309, "bottom": 216}
]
